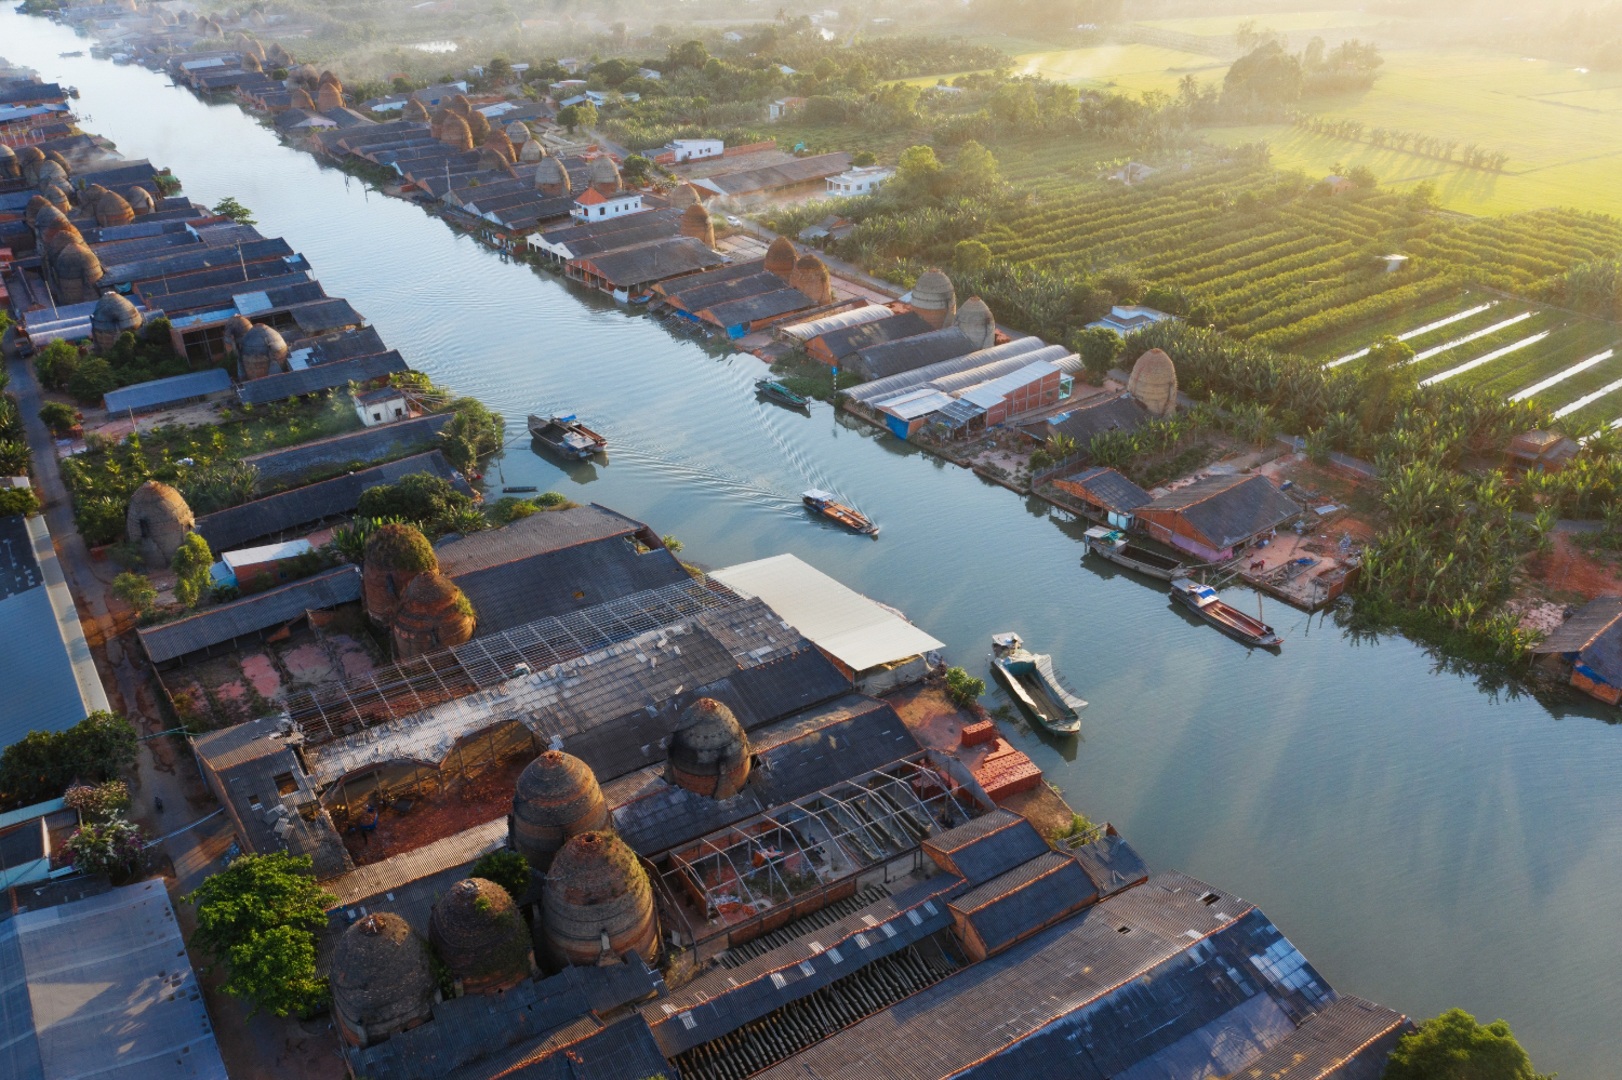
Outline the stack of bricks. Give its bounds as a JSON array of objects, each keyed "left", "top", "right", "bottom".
[
  {"left": 960, "top": 719, "right": 998, "bottom": 747},
  {"left": 972, "top": 737, "right": 1042, "bottom": 800}
]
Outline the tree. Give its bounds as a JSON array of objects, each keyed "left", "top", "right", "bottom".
[
  {"left": 621, "top": 153, "right": 654, "bottom": 187},
  {"left": 63, "top": 779, "right": 131, "bottom": 820},
  {"left": 1359, "top": 334, "right": 1416, "bottom": 429},
  {"left": 0, "top": 488, "right": 39, "bottom": 516},
  {"left": 955, "top": 239, "right": 993, "bottom": 271},
  {"left": 211, "top": 197, "right": 256, "bottom": 226},
  {"left": 1384, "top": 1009, "right": 1549, "bottom": 1080},
  {"left": 470, "top": 850, "right": 531, "bottom": 900},
  {"left": 486, "top": 56, "right": 513, "bottom": 83},
  {"left": 0, "top": 711, "right": 138, "bottom": 809},
  {"left": 171, "top": 532, "right": 214, "bottom": 609},
  {"left": 356, "top": 473, "right": 475, "bottom": 533},
  {"left": 893, "top": 144, "right": 944, "bottom": 202},
  {"left": 852, "top": 149, "right": 877, "bottom": 167},
  {"left": 34, "top": 339, "right": 80, "bottom": 392},
  {"left": 67, "top": 357, "right": 118, "bottom": 405},
  {"left": 944, "top": 666, "right": 985, "bottom": 707},
  {"left": 1072, "top": 326, "right": 1124, "bottom": 380},
  {"left": 186, "top": 852, "right": 336, "bottom": 1017},
  {"left": 1347, "top": 164, "right": 1377, "bottom": 189},
  {"left": 556, "top": 101, "right": 598, "bottom": 133},
  {"left": 1223, "top": 41, "right": 1303, "bottom": 109},
  {"left": 38, "top": 401, "right": 79, "bottom": 435},
  {"left": 63, "top": 815, "right": 145, "bottom": 879},
  {"left": 952, "top": 140, "right": 1002, "bottom": 196},
  {"left": 112, "top": 572, "right": 158, "bottom": 620},
  {"left": 668, "top": 39, "right": 709, "bottom": 70},
  {"left": 439, "top": 397, "right": 504, "bottom": 473}
]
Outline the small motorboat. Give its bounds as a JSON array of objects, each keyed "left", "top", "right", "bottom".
[
  {"left": 755, "top": 378, "right": 809, "bottom": 409},
  {"left": 803, "top": 489, "right": 878, "bottom": 536},
  {"left": 1084, "top": 526, "right": 1187, "bottom": 581},
  {"left": 990, "top": 633, "right": 1085, "bottom": 735},
  {"left": 1169, "top": 578, "right": 1282, "bottom": 648},
  {"left": 501, "top": 486, "right": 538, "bottom": 494},
  {"left": 528, "top": 413, "right": 607, "bottom": 460}
]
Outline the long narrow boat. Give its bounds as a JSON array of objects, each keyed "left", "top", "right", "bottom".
[
  {"left": 990, "top": 633, "right": 1085, "bottom": 735},
  {"left": 755, "top": 378, "right": 809, "bottom": 410},
  {"left": 802, "top": 489, "right": 879, "bottom": 537},
  {"left": 1083, "top": 526, "right": 1187, "bottom": 581},
  {"left": 527, "top": 414, "right": 607, "bottom": 460},
  {"left": 1169, "top": 578, "right": 1283, "bottom": 648}
]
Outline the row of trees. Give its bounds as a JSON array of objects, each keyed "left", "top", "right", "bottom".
[{"left": 1291, "top": 115, "right": 1511, "bottom": 171}]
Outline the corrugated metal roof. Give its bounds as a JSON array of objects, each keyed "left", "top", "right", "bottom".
[
  {"left": 847, "top": 337, "right": 1052, "bottom": 405},
  {"left": 196, "top": 451, "right": 467, "bottom": 552},
  {"left": 1067, "top": 829, "right": 1149, "bottom": 897},
  {"left": 1045, "top": 392, "right": 1150, "bottom": 447},
  {"left": 0, "top": 514, "right": 94, "bottom": 748},
  {"left": 0, "top": 881, "right": 227, "bottom": 1080},
  {"left": 777, "top": 303, "right": 890, "bottom": 342},
  {"left": 1060, "top": 467, "right": 1153, "bottom": 513},
  {"left": 575, "top": 236, "right": 724, "bottom": 288},
  {"left": 1143, "top": 474, "right": 1300, "bottom": 550},
  {"left": 950, "top": 852, "right": 1096, "bottom": 957},
  {"left": 701, "top": 287, "right": 817, "bottom": 329},
  {"left": 957, "top": 360, "right": 1058, "bottom": 409},
  {"left": 853, "top": 326, "right": 974, "bottom": 381},
  {"left": 711, "top": 554, "right": 943, "bottom": 673},
  {"left": 1230, "top": 996, "right": 1411, "bottom": 1080},
  {"left": 137, "top": 566, "right": 361, "bottom": 664},
  {"left": 102, "top": 368, "right": 233, "bottom": 414},
  {"left": 921, "top": 809, "right": 1049, "bottom": 885},
  {"left": 697, "top": 152, "right": 852, "bottom": 196},
  {"left": 756, "top": 872, "right": 1334, "bottom": 1080},
  {"left": 236, "top": 350, "right": 407, "bottom": 405},
  {"left": 1530, "top": 595, "right": 1622, "bottom": 654},
  {"left": 874, "top": 387, "right": 955, "bottom": 421},
  {"left": 242, "top": 413, "right": 453, "bottom": 487}
]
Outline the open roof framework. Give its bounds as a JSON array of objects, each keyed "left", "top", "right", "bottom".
[
  {"left": 285, "top": 576, "right": 747, "bottom": 746},
  {"left": 657, "top": 755, "right": 980, "bottom": 943}
]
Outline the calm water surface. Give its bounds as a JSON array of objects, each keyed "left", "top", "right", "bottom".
[{"left": 8, "top": 12, "right": 1620, "bottom": 1075}]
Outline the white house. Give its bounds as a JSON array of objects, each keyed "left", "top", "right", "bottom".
[
  {"left": 571, "top": 187, "right": 645, "bottom": 222},
  {"left": 1084, "top": 305, "right": 1176, "bottom": 336},
  {"left": 353, "top": 386, "right": 411, "bottom": 427},
  {"left": 827, "top": 165, "right": 894, "bottom": 197},
  {"left": 669, "top": 138, "right": 723, "bottom": 162}
]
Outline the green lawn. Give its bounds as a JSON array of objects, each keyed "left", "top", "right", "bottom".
[{"left": 1206, "top": 49, "right": 1622, "bottom": 217}]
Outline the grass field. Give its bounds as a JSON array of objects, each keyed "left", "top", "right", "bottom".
[
  {"left": 1206, "top": 49, "right": 1622, "bottom": 217},
  {"left": 1012, "top": 43, "right": 1226, "bottom": 93},
  {"left": 1131, "top": 11, "right": 1390, "bottom": 39}
]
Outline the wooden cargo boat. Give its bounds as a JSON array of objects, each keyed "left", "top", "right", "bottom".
[
  {"left": 527, "top": 414, "right": 607, "bottom": 460},
  {"left": 802, "top": 489, "right": 879, "bottom": 537},
  {"left": 755, "top": 378, "right": 809, "bottom": 409},
  {"left": 1170, "top": 578, "right": 1283, "bottom": 648},
  {"left": 990, "top": 633, "right": 1085, "bottom": 735},
  {"left": 1084, "top": 526, "right": 1186, "bottom": 581}
]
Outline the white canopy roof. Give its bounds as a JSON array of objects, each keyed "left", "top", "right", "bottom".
[{"left": 711, "top": 554, "right": 944, "bottom": 673}]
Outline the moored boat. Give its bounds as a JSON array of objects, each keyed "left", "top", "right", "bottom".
[
  {"left": 802, "top": 489, "right": 878, "bottom": 536},
  {"left": 527, "top": 413, "right": 607, "bottom": 460},
  {"left": 1083, "top": 526, "right": 1186, "bottom": 581},
  {"left": 1169, "top": 578, "right": 1283, "bottom": 648},
  {"left": 755, "top": 378, "right": 809, "bottom": 409},
  {"left": 990, "top": 632, "right": 1085, "bottom": 735}
]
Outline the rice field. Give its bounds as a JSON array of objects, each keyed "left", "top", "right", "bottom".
[
  {"left": 1311, "top": 292, "right": 1622, "bottom": 434},
  {"left": 1205, "top": 49, "right": 1622, "bottom": 218}
]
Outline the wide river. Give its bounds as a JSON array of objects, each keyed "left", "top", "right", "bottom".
[{"left": 8, "top": 12, "right": 1619, "bottom": 1074}]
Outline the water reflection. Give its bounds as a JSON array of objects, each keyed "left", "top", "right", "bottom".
[{"left": 4, "top": 11, "right": 1622, "bottom": 1075}]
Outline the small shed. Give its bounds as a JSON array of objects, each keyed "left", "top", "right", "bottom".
[
  {"left": 353, "top": 386, "right": 410, "bottom": 427},
  {"left": 220, "top": 538, "right": 314, "bottom": 594},
  {"left": 1530, "top": 596, "right": 1622, "bottom": 704},
  {"left": 1506, "top": 429, "right": 1580, "bottom": 473}
]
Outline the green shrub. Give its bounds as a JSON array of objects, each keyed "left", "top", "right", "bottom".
[
  {"left": 470, "top": 850, "right": 531, "bottom": 901},
  {"left": 38, "top": 401, "right": 78, "bottom": 435},
  {"left": 0, "top": 488, "right": 39, "bottom": 516},
  {"left": 943, "top": 666, "right": 985, "bottom": 707}
]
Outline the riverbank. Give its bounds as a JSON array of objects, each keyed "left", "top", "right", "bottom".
[{"left": 8, "top": 12, "right": 1621, "bottom": 1074}]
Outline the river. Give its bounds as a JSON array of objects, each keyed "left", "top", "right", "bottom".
[{"left": 6, "top": 12, "right": 1619, "bottom": 1075}]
